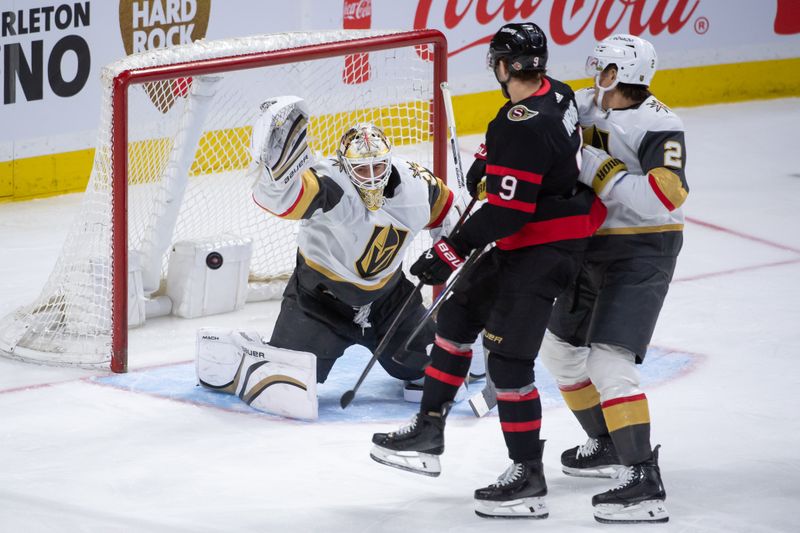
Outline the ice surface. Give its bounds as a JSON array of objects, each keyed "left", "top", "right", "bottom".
[{"left": 1, "top": 98, "right": 798, "bottom": 532}]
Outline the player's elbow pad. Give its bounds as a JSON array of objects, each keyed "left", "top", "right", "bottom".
[{"left": 608, "top": 172, "right": 684, "bottom": 217}]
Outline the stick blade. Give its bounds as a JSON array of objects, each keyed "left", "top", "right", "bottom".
[{"left": 340, "top": 390, "right": 355, "bottom": 409}]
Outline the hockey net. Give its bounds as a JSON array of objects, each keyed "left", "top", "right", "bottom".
[{"left": 0, "top": 29, "right": 448, "bottom": 372}]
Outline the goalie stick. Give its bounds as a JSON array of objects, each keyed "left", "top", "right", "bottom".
[{"left": 339, "top": 197, "right": 477, "bottom": 409}]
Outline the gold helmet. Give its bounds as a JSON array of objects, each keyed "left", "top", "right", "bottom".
[{"left": 337, "top": 123, "right": 392, "bottom": 211}]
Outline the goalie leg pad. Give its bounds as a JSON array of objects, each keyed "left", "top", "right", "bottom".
[
  {"left": 196, "top": 328, "right": 260, "bottom": 393},
  {"left": 196, "top": 328, "right": 318, "bottom": 420},
  {"left": 238, "top": 345, "right": 318, "bottom": 420}
]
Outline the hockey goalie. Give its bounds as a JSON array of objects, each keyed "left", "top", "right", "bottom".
[{"left": 195, "top": 96, "right": 461, "bottom": 419}]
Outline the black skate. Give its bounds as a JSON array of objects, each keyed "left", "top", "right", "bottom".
[
  {"left": 474, "top": 445, "right": 548, "bottom": 519},
  {"left": 370, "top": 406, "right": 449, "bottom": 477},
  {"left": 561, "top": 435, "right": 623, "bottom": 478},
  {"left": 592, "top": 445, "right": 669, "bottom": 524}
]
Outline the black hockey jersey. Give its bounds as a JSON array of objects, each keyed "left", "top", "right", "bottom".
[{"left": 456, "top": 77, "right": 606, "bottom": 253}]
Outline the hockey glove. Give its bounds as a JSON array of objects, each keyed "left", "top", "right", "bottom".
[
  {"left": 411, "top": 237, "right": 466, "bottom": 285},
  {"left": 580, "top": 145, "right": 627, "bottom": 198},
  {"left": 466, "top": 144, "right": 487, "bottom": 200},
  {"left": 251, "top": 96, "right": 313, "bottom": 189}
]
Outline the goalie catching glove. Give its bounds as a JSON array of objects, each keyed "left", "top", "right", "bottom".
[
  {"left": 250, "top": 95, "right": 313, "bottom": 189},
  {"left": 411, "top": 237, "right": 468, "bottom": 285},
  {"left": 579, "top": 145, "right": 628, "bottom": 198}
]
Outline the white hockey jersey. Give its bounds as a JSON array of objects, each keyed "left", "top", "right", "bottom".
[
  {"left": 576, "top": 88, "right": 688, "bottom": 258},
  {"left": 252, "top": 156, "right": 455, "bottom": 306}
]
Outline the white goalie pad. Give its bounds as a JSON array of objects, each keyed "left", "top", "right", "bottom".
[
  {"left": 250, "top": 95, "right": 313, "bottom": 189},
  {"left": 196, "top": 328, "right": 318, "bottom": 420}
]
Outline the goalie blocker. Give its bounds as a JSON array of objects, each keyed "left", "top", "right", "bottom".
[{"left": 196, "top": 328, "right": 318, "bottom": 420}]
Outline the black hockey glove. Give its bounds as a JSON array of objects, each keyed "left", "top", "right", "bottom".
[
  {"left": 466, "top": 144, "right": 487, "bottom": 200},
  {"left": 411, "top": 237, "right": 466, "bottom": 285}
]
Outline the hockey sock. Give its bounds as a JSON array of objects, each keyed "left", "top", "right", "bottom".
[
  {"left": 490, "top": 355, "right": 542, "bottom": 462},
  {"left": 602, "top": 393, "right": 652, "bottom": 465},
  {"left": 420, "top": 335, "right": 472, "bottom": 413},
  {"left": 496, "top": 386, "right": 543, "bottom": 462},
  {"left": 558, "top": 379, "right": 609, "bottom": 438}
]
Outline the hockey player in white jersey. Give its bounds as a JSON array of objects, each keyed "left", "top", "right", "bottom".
[
  {"left": 540, "top": 34, "right": 688, "bottom": 523},
  {"left": 195, "top": 97, "right": 458, "bottom": 420}
]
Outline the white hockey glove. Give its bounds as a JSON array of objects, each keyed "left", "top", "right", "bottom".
[
  {"left": 579, "top": 145, "right": 628, "bottom": 198},
  {"left": 250, "top": 96, "right": 313, "bottom": 189}
]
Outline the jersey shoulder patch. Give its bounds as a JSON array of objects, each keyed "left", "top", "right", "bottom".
[
  {"left": 637, "top": 97, "right": 684, "bottom": 133},
  {"left": 507, "top": 104, "right": 539, "bottom": 122}
]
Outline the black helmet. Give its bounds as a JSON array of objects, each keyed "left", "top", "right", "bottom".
[{"left": 488, "top": 22, "right": 548, "bottom": 73}]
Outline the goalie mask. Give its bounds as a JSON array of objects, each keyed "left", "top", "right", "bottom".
[
  {"left": 337, "top": 123, "right": 392, "bottom": 211},
  {"left": 585, "top": 34, "right": 658, "bottom": 110}
]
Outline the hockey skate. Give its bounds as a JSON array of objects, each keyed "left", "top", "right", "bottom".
[
  {"left": 370, "top": 405, "right": 450, "bottom": 477},
  {"left": 474, "top": 458, "right": 548, "bottom": 519},
  {"left": 592, "top": 445, "right": 669, "bottom": 524},
  {"left": 561, "top": 435, "right": 623, "bottom": 478}
]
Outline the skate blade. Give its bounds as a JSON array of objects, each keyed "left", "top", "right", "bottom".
[
  {"left": 474, "top": 496, "right": 548, "bottom": 519},
  {"left": 562, "top": 464, "right": 623, "bottom": 478},
  {"left": 370, "top": 445, "right": 441, "bottom": 477},
  {"left": 593, "top": 499, "right": 669, "bottom": 523}
]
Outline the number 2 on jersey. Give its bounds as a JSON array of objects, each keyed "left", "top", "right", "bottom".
[{"left": 664, "top": 141, "right": 683, "bottom": 168}]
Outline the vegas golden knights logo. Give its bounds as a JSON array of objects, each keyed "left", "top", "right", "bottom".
[
  {"left": 119, "top": 0, "right": 212, "bottom": 113},
  {"left": 356, "top": 225, "right": 409, "bottom": 279}
]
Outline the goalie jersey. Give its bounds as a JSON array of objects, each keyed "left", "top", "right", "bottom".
[
  {"left": 576, "top": 88, "right": 689, "bottom": 260},
  {"left": 252, "top": 156, "right": 455, "bottom": 306}
]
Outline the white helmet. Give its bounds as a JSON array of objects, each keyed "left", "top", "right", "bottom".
[
  {"left": 337, "top": 123, "right": 392, "bottom": 210},
  {"left": 585, "top": 34, "right": 657, "bottom": 110}
]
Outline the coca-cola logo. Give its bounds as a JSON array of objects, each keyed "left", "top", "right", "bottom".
[
  {"left": 344, "top": 0, "right": 372, "bottom": 20},
  {"left": 414, "top": 0, "right": 702, "bottom": 55}
]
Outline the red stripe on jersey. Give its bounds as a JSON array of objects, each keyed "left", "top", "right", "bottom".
[
  {"left": 497, "top": 197, "right": 607, "bottom": 250},
  {"left": 500, "top": 419, "right": 542, "bottom": 432},
  {"left": 648, "top": 173, "right": 676, "bottom": 211},
  {"left": 255, "top": 182, "right": 307, "bottom": 218},
  {"left": 252, "top": 190, "right": 305, "bottom": 218},
  {"left": 496, "top": 388, "right": 540, "bottom": 402},
  {"left": 425, "top": 366, "right": 466, "bottom": 387},
  {"left": 487, "top": 193, "right": 537, "bottom": 213},
  {"left": 434, "top": 335, "right": 472, "bottom": 357},
  {"left": 602, "top": 393, "right": 647, "bottom": 408},
  {"left": 427, "top": 189, "right": 454, "bottom": 229},
  {"left": 559, "top": 379, "right": 594, "bottom": 392},
  {"left": 486, "top": 165, "right": 543, "bottom": 184}
]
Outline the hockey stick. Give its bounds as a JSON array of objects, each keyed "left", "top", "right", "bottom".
[
  {"left": 440, "top": 82, "right": 469, "bottom": 211},
  {"left": 401, "top": 242, "right": 486, "bottom": 354},
  {"left": 441, "top": 82, "right": 498, "bottom": 417},
  {"left": 340, "top": 197, "right": 477, "bottom": 409},
  {"left": 398, "top": 81, "right": 479, "bottom": 352}
]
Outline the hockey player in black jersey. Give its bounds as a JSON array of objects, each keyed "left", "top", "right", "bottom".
[
  {"left": 540, "top": 34, "right": 687, "bottom": 524},
  {"left": 370, "top": 22, "right": 606, "bottom": 519}
]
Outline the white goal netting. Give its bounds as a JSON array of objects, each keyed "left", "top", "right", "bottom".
[{"left": 0, "top": 30, "right": 445, "bottom": 369}]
